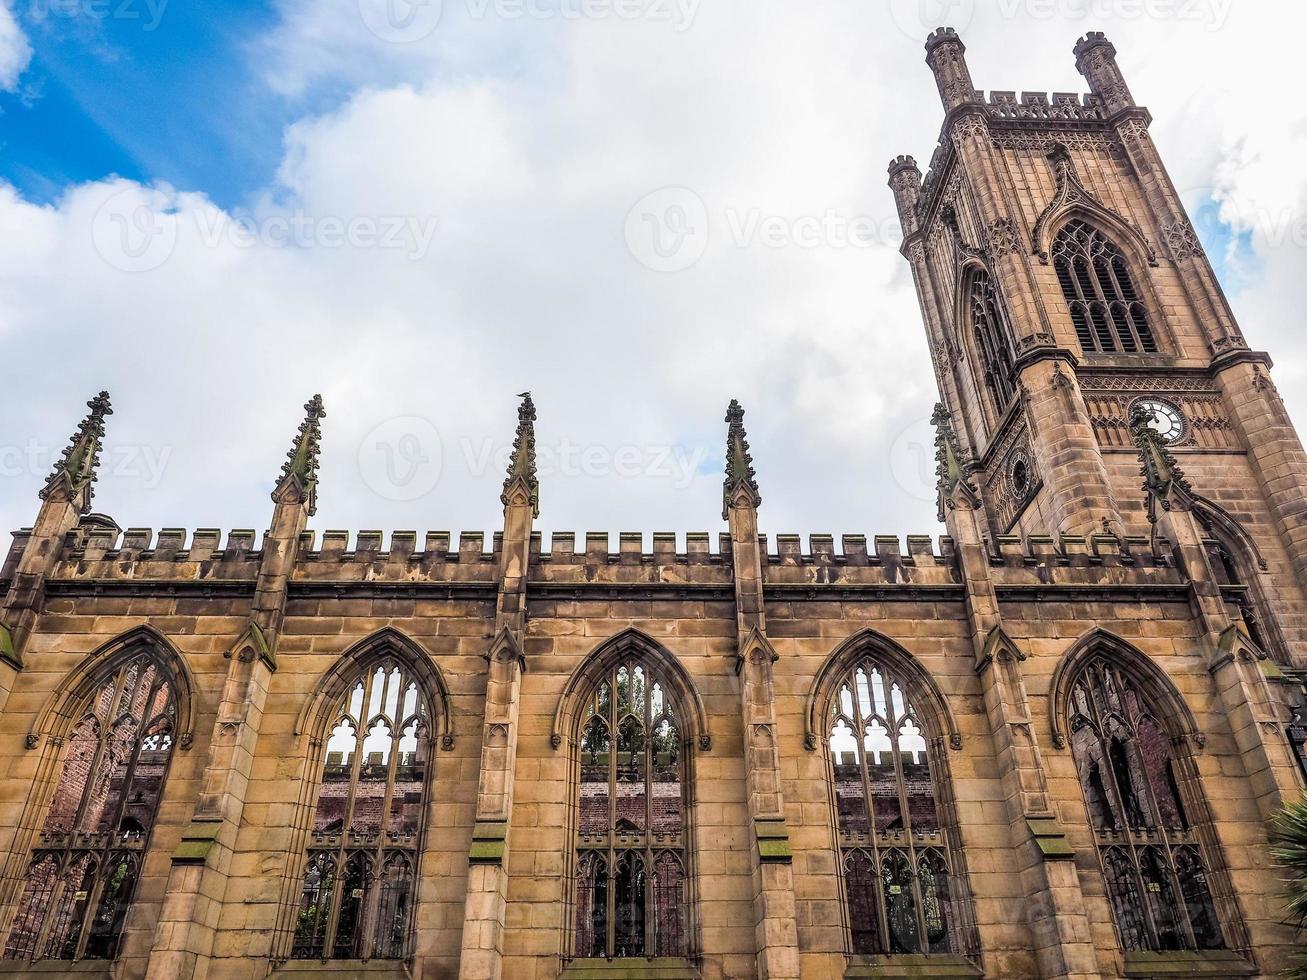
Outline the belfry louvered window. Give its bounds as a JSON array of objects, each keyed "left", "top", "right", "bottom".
[
  {"left": 1053, "top": 220, "right": 1158, "bottom": 354},
  {"left": 573, "top": 661, "right": 688, "bottom": 959},
  {"left": 1067, "top": 658, "right": 1224, "bottom": 951},
  {"left": 292, "top": 660, "right": 431, "bottom": 961},
  {"left": 968, "top": 271, "right": 1018, "bottom": 413},
  {"left": 4, "top": 654, "right": 177, "bottom": 962},
  {"left": 827, "top": 658, "right": 962, "bottom": 956}
]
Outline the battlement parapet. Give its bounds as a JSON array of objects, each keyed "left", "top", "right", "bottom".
[
  {"left": 986, "top": 533, "right": 1172, "bottom": 569},
  {"left": 530, "top": 532, "right": 734, "bottom": 588},
  {"left": 55, "top": 526, "right": 259, "bottom": 563},
  {"left": 912, "top": 87, "right": 1109, "bottom": 230},
  {"left": 760, "top": 534, "right": 959, "bottom": 588},
  {"left": 924, "top": 26, "right": 961, "bottom": 52},
  {"left": 293, "top": 530, "right": 501, "bottom": 585},
  {"left": 887, "top": 154, "right": 920, "bottom": 177},
  {"left": 985, "top": 533, "right": 1186, "bottom": 591},
  {"left": 983, "top": 90, "right": 1103, "bottom": 122},
  {"left": 297, "top": 530, "right": 498, "bottom": 562},
  {"left": 18, "top": 525, "right": 1193, "bottom": 594}
]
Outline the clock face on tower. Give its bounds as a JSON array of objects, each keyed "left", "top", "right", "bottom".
[{"left": 1135, "top": 398, "right": 1185, "bottom": 444}]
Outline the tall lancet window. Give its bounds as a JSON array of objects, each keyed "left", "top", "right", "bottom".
[
  {"left": 573, "top": 660, "right": 688, "bottom": 960},
  {"left": 1067, "top": 657, "right": 1225, "bottom": 952},
  {"left": 1053, "top": 219, "right": 1158, "bottom": 355},
  {"left": 827, "top": 657, "right": 962, "bottom": 956},
  {"left": 4, "top": 654, "right": 177, "bottom": 962},
  {"left": 968, "top": 270, "right": 1018, "bottom": 415},
  {"left": 292, "top": 659, "right": 432, "bottom": 961}
]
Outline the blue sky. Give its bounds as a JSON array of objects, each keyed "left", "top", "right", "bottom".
[
  {"left": 3, "top": 0, "right": 300, "bottom": 205},
  {"left": 0, "top": 1, "right": 1303, "bottom": 544}
]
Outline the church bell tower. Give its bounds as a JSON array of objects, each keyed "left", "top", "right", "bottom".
[{"left": 890, "top": 29, "right": 1307, "bottom": 664}]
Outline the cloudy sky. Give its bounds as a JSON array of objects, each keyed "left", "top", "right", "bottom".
[{"left": 0, "top": 0, "right": 1301, "bottom": 549}]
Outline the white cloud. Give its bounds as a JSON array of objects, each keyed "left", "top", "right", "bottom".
[
  {"left": 2, "top": 2, "right": 1307, "bottom": 546},
  {"left": 0, "top": 1, "right": 31, "bottom": 92}
]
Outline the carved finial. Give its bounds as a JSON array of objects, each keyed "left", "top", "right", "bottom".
[
  {"left": 1130, "top": 403, "right": 1193, "bottom": 523},
  {"left": 275, "top": 394, "right": 325, "bottom": 516},
  {"left": 932, "top": 402, "right": 980, "bottom": 521},
  {"left": 723, "top": 399, "right": 762, "bottom": 520},
  {"left": 502, "top": 392, "right": 539, "bottom": 517},
  {"left": 42, "top": 391, "right": 112, "bottom": 514}
]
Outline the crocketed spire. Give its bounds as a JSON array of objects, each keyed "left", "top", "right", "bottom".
[
  {"left": 932, "top": 402, "right": 979, "bottom": 521},
  {"left": 42, "top": 391, "right": 112, "bottom": 514},
  {"left": 276, "top": 394, "right": 325, "bottom": 516},
  {"left": 502, "top": 392, "right": 539, "bottom": 517},
  {"left": 722, "top": 399, "right": 762, "bottom": 520}
]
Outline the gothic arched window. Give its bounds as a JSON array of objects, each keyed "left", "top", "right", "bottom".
[
  {"left": 827, "top": 656, "right": 963, "bottom": 956},
  {"left": 968, "top": 270, "right": 1018, "bottom": 414},
  {"left": 1052, "top": 220, "right": 1158, "bottom": 355},
  {"left": 573, "top": 658, "right": 689, "bottom": 960},
  {"left": 1066, "top": 657, "right": 1225, "bottom": 951},
  {"left": 4, "top": 653, "right": 177, "bottom": 962},
  {"left": 292, "top": 658, "right": 432, "bottom": 961}
]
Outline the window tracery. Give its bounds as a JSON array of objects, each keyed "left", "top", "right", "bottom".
[
  {"left": 827, "top": 657, "right": 962, "bottom": 956},
  {"left": 1053, "top": 220, "right": 1158, "bottom": 355},
  {"left": 292, "top": 658, "right": 431, "bottom": 961},
  {"left": 968, "top": 270, "right": 1018, "bottom": 415},
  {"left": 1067, "top": 658, "right": 1224, "bottom": 951},
  {"left": 5, "top": 654, "right": 177, "bottom": 962},
  {"left": 573, "top": 659, "right": 688, "bottom": 960}
]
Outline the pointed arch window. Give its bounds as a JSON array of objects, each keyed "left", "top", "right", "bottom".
[
  {"left": 968, "top": 270, "right": 1018, "bottom": 414},
  {"left": 1053, "top": 220, "right": 1158, "bottom": 355},
  {"left": 826, "top": 656, "right": 965, "bottom": 957},
  {"left": 572, "top": 659, "right": 689, "bottom": 960},
  {"left": 4, "top": 653, "right": 178, "bottom": 962},
  {"left": 1066, "top": 657, "right": 1225, "bottom": 951},
  {"left": 292, "top": 658, "right": 432, "bottom": 962}
]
